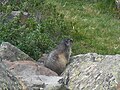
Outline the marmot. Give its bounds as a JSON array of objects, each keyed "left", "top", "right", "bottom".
[{"left": 45, "top": 38, "right": 73, "bottom": 75}]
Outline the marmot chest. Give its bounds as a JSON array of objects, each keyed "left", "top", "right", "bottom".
[{"left": 58, "top": 53, "right": 68, "bottom": 66}]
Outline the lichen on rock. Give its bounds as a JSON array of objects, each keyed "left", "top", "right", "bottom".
[{"left": 63, "top": 53, "right": 120, "bottom": 90}]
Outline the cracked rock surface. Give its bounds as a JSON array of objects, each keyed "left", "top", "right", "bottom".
[{"left": 63, "top": 53, "right": 120, "bottom": 90}]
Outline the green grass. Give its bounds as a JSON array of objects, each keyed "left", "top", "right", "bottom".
[
  {"left": 0, "top": 0, "right": 120, "bottom": 60},
  {"left": 45, "top": 0, "right": 120, "bottom": 55}
]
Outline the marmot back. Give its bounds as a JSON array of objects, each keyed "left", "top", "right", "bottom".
[{"left": 45, "top": 38, "right": 73, "bottom": 75}]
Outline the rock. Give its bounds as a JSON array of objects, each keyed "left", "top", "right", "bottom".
[
  {"left": 3, "top": 61, "right": 66, "bottom": 90},
  {"left": 1, "top": 10, "right": 41, "bottom": 24},
  {"left": 0, "top": 42, "right": 34, "bottom": 61},
  {"left": 0, "top": 42, "right": 67, "bottom": 89},
  {"left": 8, "top": 11, "right": 29, "bottom": 24},
  {"left": 0, "top": 11, "right": 30, "bottom": 24},
  {"left": 3, "top": 60, "right": 58, "bottom": 76},
  {"left": 10, "top": 11, "right": 29, "bottom": 17},
  {"left": 63, "top": 53, "right": 120, "bottom": 90},
  {"left": 0, "top": 58, "right": 22, "bottom": 90},
  {"left": 20, "top": 75, "right": 63, "bottom": 90},
  {"left": 3, "top": 60, "right": 65, "bottom": 89}
]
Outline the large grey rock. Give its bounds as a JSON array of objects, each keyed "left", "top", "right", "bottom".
[
  {"left": 63, "top": 53, "right": 120, "bottom": 90},
  {"left": 0, "top": 42, "right": 33, "bottom": 61},
  {"left": 11, "top": 11, "right": 29, "bottom": 16},
  {"left": 3, "top": 60, "right": 58, "bottom": 76},
  {"left": 0, "top": 42, "right": 67, "bottom": 89},
  {"left": 2, "top": 10, "right": 41, "bottom": 24},
  {"left": 3, "top": 60, "right": 66, "bottom": 90},
  {"left": 0, "top": 11, "right": 29, "bottom": 24},
  {"left": 0, "top": 58, "right": 22, "bottom": 90}
]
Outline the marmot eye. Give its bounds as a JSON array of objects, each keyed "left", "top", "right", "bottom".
[
  {"left": 68, "top": 39, "right": 73, "bottom": 43},
  {"left": 64, "top": 38, "right": 73, "bottom": 45}
]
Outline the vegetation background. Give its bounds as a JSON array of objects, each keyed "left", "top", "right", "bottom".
[{"left": 0, "top": 0, "right": 120, "bottom": 60}]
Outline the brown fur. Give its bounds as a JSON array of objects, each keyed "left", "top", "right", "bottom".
[{"left": 117, "top": 83, "right": 120, "bottom": 90}]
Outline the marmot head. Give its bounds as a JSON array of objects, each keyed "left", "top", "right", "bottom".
[
  {"left": 62, "top": 38, "right": 73, "bottom": 47},
  {"left": 56, "top": 38, "right": 73, "bottom": 50}
]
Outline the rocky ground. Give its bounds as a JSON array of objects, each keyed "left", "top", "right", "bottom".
[
  {"left": 0, "top": 42, "right": 120, "bottom": 90},
  {"left": 63, "top": 53, "right": 120, "bottom": 90},
  {"left": 0, "top": 42, "right": 63, "bottom": 90}
]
